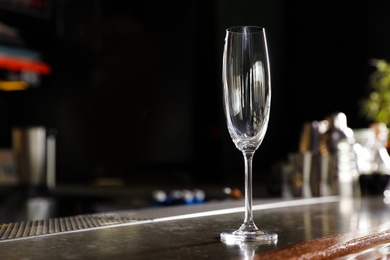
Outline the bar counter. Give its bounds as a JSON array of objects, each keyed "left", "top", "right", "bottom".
[{"left": 1, "top": 195, "right": 390, "bottom": 259}]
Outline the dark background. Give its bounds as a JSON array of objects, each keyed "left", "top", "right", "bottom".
[{"left": 0, "top": 0, "right": 389, "bottom": 192}]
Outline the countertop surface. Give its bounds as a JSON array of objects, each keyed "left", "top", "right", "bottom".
[{"left": 1, "top": 195, "right": 390, "bottom": 259}]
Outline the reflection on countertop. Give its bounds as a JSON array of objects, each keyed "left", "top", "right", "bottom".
[{"left": 0, "top": 181, "right": 271, "bottom": 224}]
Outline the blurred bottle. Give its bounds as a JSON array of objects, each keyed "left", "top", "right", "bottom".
[
  {"left": 300, "top": 120, "right": 329, "bottom": 197},
  {"left": 359, "top": 123, "right": 390, "bottom": 196},
  {"left": 283, "top": 120, "right": 328, "bottom": 198}
]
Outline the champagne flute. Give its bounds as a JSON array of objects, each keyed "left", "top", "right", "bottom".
[{"left": 220, "top": 26, "right": 277, "bottom": 243}]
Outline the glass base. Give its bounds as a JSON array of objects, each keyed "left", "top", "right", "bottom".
[{"left": 220, "top": 229, "right": 278, "bottom": 245}]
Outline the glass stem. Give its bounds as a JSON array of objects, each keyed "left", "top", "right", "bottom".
[{"left": 242, "top": 151, "right": 258, "bottom": 232}]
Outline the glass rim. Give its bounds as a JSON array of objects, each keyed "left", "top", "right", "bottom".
[{"left": 226, "top": 26, "right": 264, "bottom": 34}]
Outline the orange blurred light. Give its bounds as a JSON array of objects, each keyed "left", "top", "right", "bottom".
[{"left": 0, "top": 81, "right": 28, "bottom": 91}]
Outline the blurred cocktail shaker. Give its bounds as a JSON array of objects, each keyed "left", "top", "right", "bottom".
[
  {"left": 12, "top": 126, "right": 47, "bottom": 188},
  {"left": 320, "top": 112, "right": 360, "bottom": 197}
]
